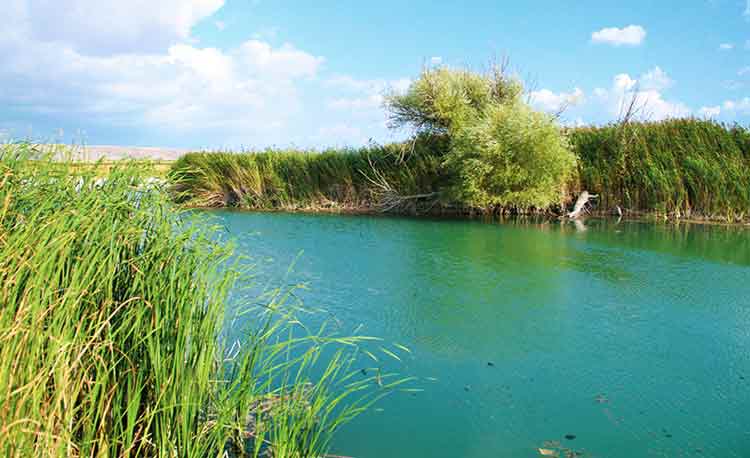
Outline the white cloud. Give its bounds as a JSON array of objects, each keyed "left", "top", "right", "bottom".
[
  {"left": 595, "top": 67, "right": 690, "bottom": 120},
  {"left": 593, "top": 87, "right": 609, "bottom": 99},
  {"left": 591, "top": 25, "right": 647, "bottom": 46},
  {"left": 10, "top": 0, "right": 224, "bottom": 55},
  {"left": 613, "top": 73, "right": 637, "bottom": 92},
  {"left": 529, "top": 87, "right": 585, "bottom": 113},
  {"left": 723, "top": 98, "right": 750, "bottom": 113},
  {"left": 639, "top": 66, "right": 673, "bottom": 91},
  {"left": 430, "top": 56, "right": 443, "bottom": 65},
  {"left": 0, "top": 2, "right": 326, "bottom": 141},
  {"left": 0, "top": 1, "right": 421, "bottom": 148},
  {"left": 719, "top": 43, "right": 734, "bottom": 50},
  {"left": 739, "top": 67, "right": 750, "bottom": 76},
  {"left": 698, "top": 106, "right": 721, "bottom": 118},
  {"left": 235, "top": 40, "right": 323, "bottom": 79},
  {"left": 325, "top": 76, "right": 410, "bottom": 113}
]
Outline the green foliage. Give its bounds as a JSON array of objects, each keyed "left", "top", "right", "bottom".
[
  {"left": 385, "top": 66, "right": 523, "bottom": 133},
  {"left": 170, "top": 136, "right": 448, "bottom": 212},
  {"left": 0, "top": 143, "right": 395, "bottom": 458},
  {"left": 385, "top": 66, "right": 576, "bottom": 210},
  {"left": 445, "top": 101, "right": 576, "bottom": 208},
  {"left": 571, "top": 119, "right": 750, "bottom": 219},
  {"left": 169, "top": 118, "right": 750, "bottom": 221}
]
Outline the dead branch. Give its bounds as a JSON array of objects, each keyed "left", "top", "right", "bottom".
[{"left": 359, "top": 156, "right": 438, "bottom": 213}]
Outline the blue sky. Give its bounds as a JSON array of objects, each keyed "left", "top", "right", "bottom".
[{"left": 1, "top": 0, "right": 748, "bottom": 148}]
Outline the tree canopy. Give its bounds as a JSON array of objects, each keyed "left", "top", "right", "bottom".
[{"left": 385, "top": 65, "right": 576, "bottom": 210}]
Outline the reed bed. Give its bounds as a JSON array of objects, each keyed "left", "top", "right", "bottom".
[
  {"left": 570, "top": 119, "right": 750, "bottom": 220},
  {"left": 169, "top": 136, "right": 448, "bottom": 213},
  {"left": 0, "top": 143, "right": 399, "bottom": 458},
  {"left": 170, "top": 119, "right": 750, "bottom": 221}
]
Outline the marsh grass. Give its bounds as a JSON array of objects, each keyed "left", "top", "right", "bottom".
[
  {"left": 169, "top": 136, "right": 448, "bottom": 212},
  {"left": 0, "top": 142, "right": 403, "bottom": 458},
  {"left": 170, "top": 119, "right": 750, "bottom": 221},
  {"left": 570, "top": 119, "right": 750, "bottom": 220}
]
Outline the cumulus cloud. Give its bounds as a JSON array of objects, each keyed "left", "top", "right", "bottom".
[
  {"left": 719, "top": 43, "right": 734, "bottom": 50},
  {"left": 591, "top": 25, "right": 647, "bottom": 46},
  {"left": 529, "top": 88, "right": 585, "bottom": 113},
  {"left": 595, "top": 67, "right": 690, "bottom": 120},
  {"left": 0, "top": 0, "right": 342, "bottom": 146},
  {"left": 698, "top": 106, "right": 721, "bottom": 118},
  {"left": 9, "top": 0, "right": 224, "bottom": 55}
]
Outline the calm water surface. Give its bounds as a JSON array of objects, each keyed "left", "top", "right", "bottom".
[{"left": 210, "top": 210, "right": 750, "bottom": 458}]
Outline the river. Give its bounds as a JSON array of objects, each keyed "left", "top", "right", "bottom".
[{"left": 210, "top": 210, "right": 750, "bottom": 458}]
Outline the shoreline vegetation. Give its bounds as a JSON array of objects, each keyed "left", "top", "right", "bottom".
[
  {"left": 169, "top": 66, "right": 750, "bottom": 225},
  {"left": 0, "top": 143, "right": 408, "bottom": 458},
  {"left": 169, "top": 118, "right": 750, "bottom": 225}
]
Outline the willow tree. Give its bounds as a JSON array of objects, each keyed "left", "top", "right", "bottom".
[{"left": 385, "top": 65, "right": 576, "bottom": 210}]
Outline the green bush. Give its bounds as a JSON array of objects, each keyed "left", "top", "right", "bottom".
[
  {"left": 385, "top": 66, "right": 576, "bottom": 210},
  {"left": 445, "top": 100, "right": 576, "bottom": 208}
]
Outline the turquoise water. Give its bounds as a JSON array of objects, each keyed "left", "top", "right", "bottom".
[{"left": 212, "top": 210, "right": 750, "bottom": 458}]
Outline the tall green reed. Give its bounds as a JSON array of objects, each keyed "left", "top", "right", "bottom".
[
  {"left": 0, "top": 143, "right": 398, "bottom": 458},
  {"left": 570, "top": 119, "right": 750, "bottom": 219},
  {"left": 169, "top": 137, "right": 448, "bottom": 212}
]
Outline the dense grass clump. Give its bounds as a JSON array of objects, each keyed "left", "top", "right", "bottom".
[
  {"left": 170, "top": 136, "right": 449, "bottom": 213},
  {"left": 0, "top": 143, "right": 394, "bottom": 458},
  {"left": 571, "top": 119, "right": 750, "bottom": 220}
]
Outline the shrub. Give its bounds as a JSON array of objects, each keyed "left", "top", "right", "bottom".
[
  {"left": 385, "top": 65, "right": 576, "bottom": 210},
  {"left": 446, "top": 103, "right": 576, "bottom": 208}
]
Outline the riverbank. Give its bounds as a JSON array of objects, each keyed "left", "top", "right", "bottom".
[{"left": 169, "top": 119, "right": 750, "bottom": 224}]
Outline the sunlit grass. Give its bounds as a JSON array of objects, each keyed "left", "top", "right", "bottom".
[
  {"left": 168, "top": 136, "right": 448, "bottom": 212},
  {"left": 0, "top": 142, "right": 400, "bottom": 458},
  {"left": 570, "top": 119, "right": 750, "bottom": 220}
]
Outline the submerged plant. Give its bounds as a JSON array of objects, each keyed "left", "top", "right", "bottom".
[{"left": 0, "top": 143, "right": 400, "bottom": 458}]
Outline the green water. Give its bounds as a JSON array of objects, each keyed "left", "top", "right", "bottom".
[{"left": 212, "top": 210, "right": 750, "bottom": 458}]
